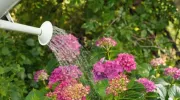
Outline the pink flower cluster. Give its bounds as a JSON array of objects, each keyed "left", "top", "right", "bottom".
[
  {"left": 93, "top": 58, "right": 123, "bottom": 81},
  {"left": 96, "top": 37, "right": 117, "bottom": 48},
  {"left": 115, "top": 53, "right": 136, "bottom": 72},
  {"left": 106, "top": 74, "right": 129, "bottom": 96},
  {"left": 93, "top": 53, "right": 136, "bottom": 81},
  {"left": 47, "top": 65, "right": 90, "bottom": 100},
  {"left": 34, "top": 70, "right": 49, "bottom": 82},
  {"left": 137, "top": 78, "right": 156, "bottom": 92},
  {"left": 150, "top": 58, "right": 166, "bottom": 67},
  {"left": 48, "top": 65, "right": 82, "bottom": 87},
  {"left": 164, "top": 67, "right": 180, "bottom": 80},
  {"left": 48, "top": 34, "right": 81, "bottom": 62},
  {"left": 46, "top": 79, "right": 90, "bottom": 100},
  {"left": 174, "top": 69, "right": 180, "bottom": 80}
]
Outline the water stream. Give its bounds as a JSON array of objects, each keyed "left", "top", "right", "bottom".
[{"left": 48, "top": 26, "right": 93, "bottom": 81}]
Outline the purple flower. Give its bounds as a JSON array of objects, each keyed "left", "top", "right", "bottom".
[
  {"left": 92, "top": 58, "right": 123, "bottom": 81},
  {"left": 48, "top": 65, "right": 82, "bottom": 87},
  {"left": 164, "top": 67, "right": 178, "bottom": 76},
  {"left": 92, "top": 58, "right": 107, "bottom": 81},
  {"left": 34, "top": 70, "right": 49, "bottom": 82},
  {"left": 115, "top": 53, "right": 136, "bottom": 72},
  {"left": 96, "top": 37, "right": 117, "bottom": 47},
  {"left": 174, "top": 69, "right": 180, "bottom": 80},
  {"left": 48, "top": 34, "right": 81, "bottom": 62},
  {"left": 104, "top": 60, "right": 123, "bottom": 79},
  {"left": 137, "top": 78, "right": 156, "bottom": 92}
]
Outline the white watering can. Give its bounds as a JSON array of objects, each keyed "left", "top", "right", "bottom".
[{"left": 0, "top": 0, "right": 53, "bottom": 45}]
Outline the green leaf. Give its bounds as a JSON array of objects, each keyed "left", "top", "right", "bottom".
[
  {"left": 0, "top": 67, "right": 4, "bottom": 74},
  {"left": 128, "top": 81, "right": 145, "bottom": 92},
  {"left": 127, "top": 80, "right": 135, "bottom": 89},
  {"left": 154, "top": 78, "right": 170, "bottom": 86},
  {"left": 145, "top": 92, "right": 159, "bottom": 100},
  {"left": 137, "top": 63, "right": 151, "bottom": 77},
  {"left": 25, "top": 89, "right": 48, "bottom": 100},
  {"left": 88, "top": 0, "right": 104, "bottom": 12},
  {"left": 156, "top": 84, "right": 167, "bottom": 100},
  {"left": 168, "top": 85, "right": 180, "bottom": 99},
  {"left": 1, "top": 47, "right": 10, "bottom": 55},
  {"left": 123, "top": 90, "right": 144, "bottom": 99},
  {"left": 10, "top": 90, "right": 22, "bottom": 100},
  {"left": 94, "top": 80, "right": 108, "bottom": 97},
  {"left": 45, "top": 58, "right": 58, "bottom": 73},
  {"left": 81, "top": 21, "right": 98, "bottom": 31},
  {"left": 26, "top": 38, "right": 35, "bottom": 46},
  {"left": 141, "top": 30, "right": 147, "bottom": 38}
]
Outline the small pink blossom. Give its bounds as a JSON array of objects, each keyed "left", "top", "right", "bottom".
[
  {"left": 34, "top": 70, "right": 48, "bottom": 82},
  {"left": 96, "top": 37, "right": 117, "bottom": 47},
  {"left": 48, "top": 65, "right": 82, "bottom": 87},
  {"left": 164, "top": 67, "right": 178, "bottom": 76},
  {"left": 115, "top": 53, "right": 136, "bottom": 72},
  {"left": 137, "top": 78, "right": 156, "bottom": 92},
  {"left": 106, "top": 74, "right": 129, "bottom": 96},
  {"left": 150, "top": 58, "right": 166, "bottom": 67},
  {"left": 173, "top": 69, "right": 180, "bottom": 80}
]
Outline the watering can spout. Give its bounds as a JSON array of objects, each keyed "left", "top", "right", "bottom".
[
  {"left": 0, "top": 0, "right": 53, "bottom": 45},
  {"left": 0, "top": 20, "right": 53, "bottom": 45}
]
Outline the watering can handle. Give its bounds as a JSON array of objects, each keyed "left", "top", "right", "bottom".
[{"left": 5, "top": 13, "right": 14, "bottom": 23}]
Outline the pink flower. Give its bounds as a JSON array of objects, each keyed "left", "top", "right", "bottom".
[
  {"left": 92, "top": 58, "right": 123, "bottom": 81},
  {"left": 104, "top": 60, "right": 123, "bottom": 79},
  {"left": 115, "top": 53, "right": 136, "bottom": 72},
  {"left": 150, "top": 58, "right": 166, "bottom": 67},
  {"left": 48, "top": 65, "right": 82, "bottom": 87},
  {"left": 46, "top": 79, "right": 90, "bottom": 100},
  {"left": 48, "top": 34, "right": 81, "bottom": 62},
  {"left": 137, "top": 78, "right": 156, "bottom": 92},
  {"left": 96, "top": 37, "right": 117, "bottom": 47},
  {"left": 164, "top": 67, "right": 178, "bottom": 76},
  {"left": 173, "top": 69, "right": 180, "bottom": 80},
  {"left": 92, "top": 58, "right": 107, "bottom": 81},
  {"left": 34, "top": 70, "right": 48, "bottom": 82},
  {"left": 106, "top": 74, "right": 129, "bottom": 96}
]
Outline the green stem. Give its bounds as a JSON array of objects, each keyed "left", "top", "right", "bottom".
[
  {"left": 155, "top": 67, "right": 160, "bottom": 78},
  {"left": 106, "top": 47, "right": 111, "bottom": 60},
  {"left": 43, "top": 80, "right": 46, "bottom": 86},
  {"left": 171, "top": 78, "right": 175, "bottom": 85},
  {"left": 114, "top": 96, "right": 119, "bottom": 100}
]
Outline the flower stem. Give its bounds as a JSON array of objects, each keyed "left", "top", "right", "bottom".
[
  {"left": 106, "top": 47, "right": 111, "bottom": 60},
  {"left": 43, "top": 80, "right": 46, "bottom": 86}
]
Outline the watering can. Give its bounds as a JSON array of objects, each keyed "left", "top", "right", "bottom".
[{"left": 0, "top": 0, "right": 53, "bottom": 45}]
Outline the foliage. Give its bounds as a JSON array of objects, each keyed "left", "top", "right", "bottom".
[{"left": 0, "top": 0, "right": 180, "bottom": 100}]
